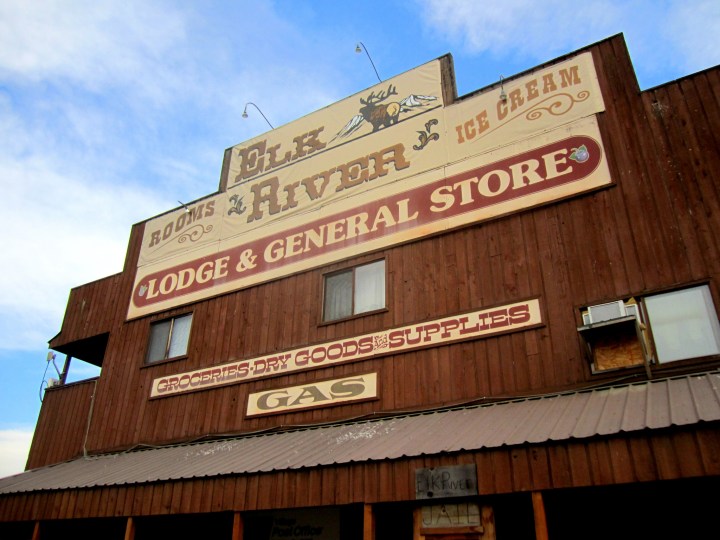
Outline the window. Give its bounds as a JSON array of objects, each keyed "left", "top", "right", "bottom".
[
  {"left": 146, "top": 313, "right": 193, "bottom": 364},
  {"left": 578, "top": 284, "right": 720, "bottom": 371},
  {"left": 644, "top": 285, "right": 720, "bottom": 363},
  {"left": 323, "top": 259, "right": 385, "bottom": 322}
]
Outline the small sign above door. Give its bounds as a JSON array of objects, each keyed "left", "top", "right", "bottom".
[{"left": 415, "top": 464, "right": 478, "bottom": 499}]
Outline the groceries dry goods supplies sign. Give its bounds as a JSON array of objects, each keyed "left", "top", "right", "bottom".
[
  {"left": 129, "top": 53, "right": 607, "bottom": 319},
  {"left": 150, "top": 298, "right": 542, "bottom": 398}
]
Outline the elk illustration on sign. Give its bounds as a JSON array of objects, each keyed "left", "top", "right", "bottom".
[
  {"left": 333, "top": 84, "right": 438, "bottom": 140},
  {"left": 361, "top": 84, "right": 401, "bottom": 131}
]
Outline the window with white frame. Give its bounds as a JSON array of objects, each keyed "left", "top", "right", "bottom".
[
  {"left": 146, "top": 313, "right": 193, "bottom": 364},
  {"left": 643, "top": 285, "right": 720, "bottom": 363},
  {"left": 323, "top": 259, "right": 385, "bottom": 322},
  {"left": 578, "top": 284, "right": 720, "bottom": 371}
]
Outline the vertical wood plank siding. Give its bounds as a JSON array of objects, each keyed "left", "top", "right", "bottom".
[
  {"left": 33, "top": 35, "right": 720, "bottom": 481},
  {"left": 26, "top": 379, "right": 97, "bottom": 470}
]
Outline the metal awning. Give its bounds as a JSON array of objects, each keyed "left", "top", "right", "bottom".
[{"left": 1, "top": 371, "right": 719, "bottom": 495}]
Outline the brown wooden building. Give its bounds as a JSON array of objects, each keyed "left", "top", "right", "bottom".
[{"left": 2, "top": 33, "right": 720, "bottom": 540}]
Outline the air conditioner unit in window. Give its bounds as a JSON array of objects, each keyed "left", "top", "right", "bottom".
[{"left": 586, "top": 300, "right": 627, "bottom": 324}]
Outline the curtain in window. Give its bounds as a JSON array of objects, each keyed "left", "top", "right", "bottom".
[
  {"left": 146, "top": 320, "right": 171, "bottom": 363},
  {"left": 168, "top": 314, "right": 193, "bottom": 358},
  {"left": 355, "top": 260, "right": 385, "bottom": 314},
  {"left": 324, "top": 272, "right": 353, "bottom": 321}
]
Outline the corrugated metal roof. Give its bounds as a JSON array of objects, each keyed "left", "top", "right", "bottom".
[{"left": 1, "top": 371, "right": 719, "bottom": 495}]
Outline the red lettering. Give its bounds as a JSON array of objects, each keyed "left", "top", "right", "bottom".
[
  {"left": 439, "top": 319, "right": 461, "bottom": 338},
  {"left": 509, "top": 304, "right": 531, "bottom": 323},
  {"left": 388, "top": 330, "right": 405, "bottom": 347}
]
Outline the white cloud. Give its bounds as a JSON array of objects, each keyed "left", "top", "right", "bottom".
[
  {"left": 418, "top": 0, "right": 720, "bottom": 87},
  {"left": 0, "top": 90, "right": 161, "bottom": 312},
  {"left": 418, "top": 0, "right": 623, "bottom": 59},
  {"left": 0, "top": 0, "right": 348, "bottom": 125},
  {"left": 0, "top": 1, "right": 187, "bottom": 101},
  {"left": 663, "top": 1, "right": 720, "bottom": 75},
  {"left": 0, "top": 153, "right": 168, "bottom": 351},
  {"left": 0, "top": 429, "right": 33, "bottom": 478},
  {"left": 0, "top": 1, "right": 355, "bottom": 356}
]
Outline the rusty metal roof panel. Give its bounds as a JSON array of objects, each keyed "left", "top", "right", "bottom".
[
  {"left": 691, "top": 372, "right": 720, "bottom": 419},
  {"left": 619, "top": 382, "right": 650, "bottom": 431},
  {"left": 2, "top": 371, "right": 719, "bottom": 495},
  {"left": 528, "top": 392, "right": 585, "bottom": 442}
]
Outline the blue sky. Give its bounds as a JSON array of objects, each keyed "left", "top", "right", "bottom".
[{"left": 1, "top": 0, "right": 718, "bottom": 477}]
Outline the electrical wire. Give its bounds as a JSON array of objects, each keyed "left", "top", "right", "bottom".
[
  {"left": 38, "top": 352, "right": 63, "bottom": 402},
  {"left": 38, "top": 360, "right": 51, "bottom": 403}
]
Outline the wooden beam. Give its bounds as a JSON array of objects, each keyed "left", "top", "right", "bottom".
[
  {"left": 31, "top": 521, "right": 40, "bottom": 540},
  {"left": 532, "top": 492, "right": 549, "bottom": 540},
  {"left": 413, "top": 507, "right": 423, "bottom": 540},
  {"left": 124, "top": 516, "right": 135, "bottom": 540},
  {"left": 233, "top": 512, "right": 244, "bottom": 540},
  {"left": 363, "top": 504, "right": 375, "bottom": 540},
  {"left": 480, "top": 505, "right": 497, "bottom": 540}
]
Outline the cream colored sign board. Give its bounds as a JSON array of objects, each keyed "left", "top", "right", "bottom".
[
  {"left": 150, "top": 298, "right": 541, "bottom": 398},
  {"left": 137, "top": 60, "right": 446, "bottom": 269},
  {"left": 422, "top": 503, "right": 482, "bottom": 528},
  {"left": 446, "top": 52, "right": 604, "bottom": 162},
  {"left": 130, "top": 52, "right": 606, "bottom": 320},
  {"left": 246, "top": 373, "right": 377, "bottom": 416}
]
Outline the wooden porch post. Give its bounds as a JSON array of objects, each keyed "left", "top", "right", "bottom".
[
  {"left": 124, "top": 516, "right": 136, "bottom": 540},
  {"left": 363, "top": 504, "right": 375, "bottom": 540},
  {"left": 532, "top": 491, "right": 549, "bottom": 540},
  {"left": 233, "top": 511, "right": 244, "bottom": 540}
]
